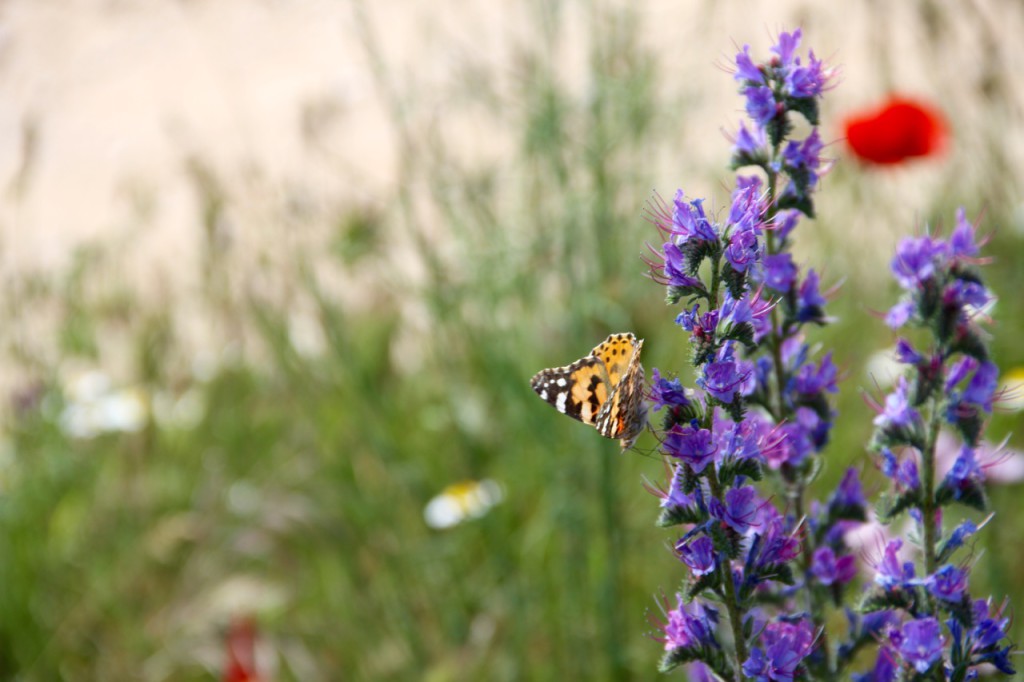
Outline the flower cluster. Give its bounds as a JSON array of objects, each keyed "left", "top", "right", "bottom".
[
  {"left": 855, "top": 213, "right": 1015, "bottom": 677},
  {"left": 649, "top": 30, "right": 855, "bottom": 680},
  {"left": 646, "top": 28, "right": 1014, "bottom": 681}
]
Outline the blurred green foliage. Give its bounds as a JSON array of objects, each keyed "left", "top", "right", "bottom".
[{"left": 1, "top": 2, "right": 1023, "bottom": 680}]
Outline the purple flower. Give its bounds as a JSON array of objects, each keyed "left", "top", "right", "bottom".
[
  {"left": 753, "top": 516, "right": 801, "bottom": 568},
  {"left": 874, "top": 376, "right": 921, "bottom": 429},
  {"left": 725, "top": 228, "right": 760, "bottom": 273},
  {"left": 661, "top": 242, "right": 703, "bottom": 289},
  {"left": 774, "top": 209, "right": 800, "bottom": 242},
  {"left": 762, "top": 419, "right": 814, "bottom": 469},
  {"left": 718, "top": 293, "right": 753, "bottom": 329},
  {"left": 734, "top": 120, "right": 767, "bottom": 156},
  {"left": 796, "top": 269, "right": 828, "bottom": 323},
  {"left": 828, "top": 467, "right": 866, "bottom": 512},
  {"left": 734, "top": 45, "right": 765, "bottom": 84},
  {"left": 676, "top": 535, "right": 716, "bottom": 576},
  {"left": 782, "top": 129, "right": 824, "bottom": 174},
  {"left": 894, "top": 338, "right": 923, "bottom": 365},
  {"left": 661, "top": 463, "right": 696, "bottom": 509},
  {"left": 748, "top": 289, "right": 775, "bottom": 341},
  {"left": 743, "top": 619, "right": 815, "bottom": 682},
  {"left": 942, "top": 519, "right": 978, "bottom": 555},
  {"left": 663, "top": 424, "right": 716, "bottom": 474},
  {"left": 970, "top": 599, "right": 1011, "bottom": 652},
  {"left": 949, "top": 207, "right": 980, "bottom": 259},
  {"left": 926, "top": 564, "right": 968, "bottom": 603},
  {"left": 699, "top": 358, "right": 751, "bottom": 404},
  {"left": 881, "top": 447, "right": 920, "bottom": 491},
  {"left": 793, "top": 353, "right": 838, "bottom": 395},
  {"left": 786, "top": 51, "right": 830, "bottom": 98},
  {"left": 745, "top": 86, "right": 777, "bottom": 127},
  {"left": 941, "top": 445, "right": 984, "bottom": 499},
  {"left": 943, "top": 279, "right": 990, "bottom": 310},
  {"left": 891, "top": 235, "right": 947, "bottom": 289},
  {"left": 860, "top": 610, "right": 901, "bottom": 638},
  {"left": 661, "top": 596, "right": 718, "bottom": 651},
  {"left": 770, "top": 29, "right": 802, "bottom": 68},
  {"left": 672, "top": 193, "right": 718, "bottom": 242},
  {"left": 885, "top": 300, "right": 914, "bottom": 329},
  {"left": 729, "top": 175, "right": 766, "bottom": 228},
  {"left": 894, "top": 618, "right": 944, "bottom": 673},
  {"left": 713, "top": 414, "right": 762, "bottom": 461},
  {"left": 761, "top": 253, "right": 798, "bottom": 293},
  {"left": 945, "top": 359, "right": 998, "bottom": 426},
  {"left": 811, "top": 546, "right": 856, "bottom": 585},
  {"left": 650, "top": 369, "right": 689, "bottom": 412},
  {"left": 686, "top": 663, "right": 715, "bottom": 682},
  {"left": 963, "top": 361, "right": 998, "bottom": 412},
  {"left": 945, "top": 356, "right": 977, "bottom": 391},
  {"left": 874, "top": 539, "right": 914, "bottom": 588},
  {"left": 712, "top": 485, "right": 760, "bottom": 533}
]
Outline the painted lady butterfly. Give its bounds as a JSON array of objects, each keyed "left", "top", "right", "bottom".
[{"left": 530, "top": 332, "right": 647, "bottom": 449}]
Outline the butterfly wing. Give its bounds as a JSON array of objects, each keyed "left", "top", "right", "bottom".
[
  {"left": 589, "top": 333, "right": 639, "bottom": 388},
  {"left": 530, "top": 356, "right": 612, "bottom": 426},
  {"left": 595, "top": 338, "right": 647, "bottom": 447}
]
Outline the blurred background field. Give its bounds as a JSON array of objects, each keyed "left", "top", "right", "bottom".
[{"left": 1, "top": 0, "right": 1024, "bottom": 679}]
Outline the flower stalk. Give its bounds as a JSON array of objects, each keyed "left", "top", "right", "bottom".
[{"left": 644, "top": 28, "right": 1014, "bottom": 681}]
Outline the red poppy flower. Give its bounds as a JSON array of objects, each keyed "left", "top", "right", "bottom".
[
  {"left": 842, "top": 97, "right": 948, "bottom": 165},
  {"left": 223, "top": 616, "right": 262, "bottom": 682}
]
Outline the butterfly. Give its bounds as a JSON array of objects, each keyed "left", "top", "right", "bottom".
[{"left": 530, "top": 332, "right": 647, "bottom": 449}]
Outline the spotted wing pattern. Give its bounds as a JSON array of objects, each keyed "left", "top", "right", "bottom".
[{"left": 530, "top": 332, "right": 647, "bottom": 449}]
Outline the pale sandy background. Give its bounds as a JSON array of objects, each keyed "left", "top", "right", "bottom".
[{"left": 2, "top": 0, "right": 1022, "bottom": 373}]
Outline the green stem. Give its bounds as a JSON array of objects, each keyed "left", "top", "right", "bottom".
[{"left": 922, "top": 394, "right": 942, "bottom": 578}]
